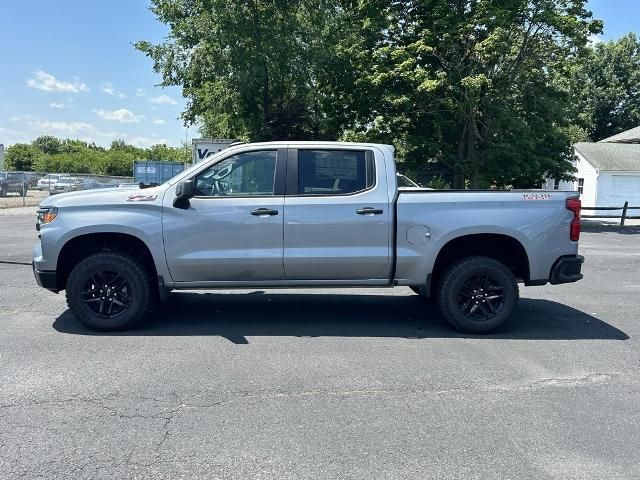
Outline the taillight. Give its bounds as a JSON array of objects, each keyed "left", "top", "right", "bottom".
[{"left": 566, "top": 198, "right": 581, "bottom": 241}]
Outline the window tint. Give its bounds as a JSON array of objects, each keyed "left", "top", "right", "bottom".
[
  {"left": 298, "top": 150, "right": 373, "bottom": 195},
  {"left": 195, "top": 150, "right": 277, "bottom": 197}
]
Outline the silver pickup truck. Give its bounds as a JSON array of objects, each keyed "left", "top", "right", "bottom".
[{"left": 33, "top": 141, "right": 583, "bottom": 333}]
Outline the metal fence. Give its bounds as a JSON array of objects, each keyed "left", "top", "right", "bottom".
[
  {"left": 0, "top": 171, "right": 135, "bottom": 206},
  {"left": 582, "top": 201, "right": 640, "bottom": 226}
]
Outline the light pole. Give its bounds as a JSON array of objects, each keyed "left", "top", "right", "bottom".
[{"left": 184, "top": 126, "right": 189, "bottom": 166}]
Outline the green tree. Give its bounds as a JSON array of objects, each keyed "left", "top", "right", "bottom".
[
  {"left": 146, "top": 144, "right": 183, "bottom": 161},
  {"left": 567, "top": 33, "right": 640, "bottom": 141},
  {"left": 135, "top": 0, "right": 344, "bottom": 141},
  {"left": 32, "top": 135, "right": 62, "bottom": 155},
  {"left": 110, "top": 139, "right": 144, "bottom": 156},
  {"left": 4, "top": 143, "right": 41, "bottom": 171},
  {"left": 138, "top": 0, "right": 601, "bottom": 189},
  {"left": 335, "top": 0, "right": 601, "bottom": 187}
]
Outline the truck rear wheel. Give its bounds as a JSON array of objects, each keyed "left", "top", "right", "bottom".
[
  {"left": 437, "top": 256, "right": 519, "bottom": 334},
  {"left": 65, "top": 252, "right": 152, "bottom": 331}
]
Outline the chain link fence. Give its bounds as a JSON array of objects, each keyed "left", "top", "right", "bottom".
[{"left": 0, "top": 171, "right": 135, "bottom": 208}]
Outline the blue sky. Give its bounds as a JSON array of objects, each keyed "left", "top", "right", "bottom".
[
  {"left": 0, "top": 0, "right": 638, "bottom": 148},
  {"left": 0, "top": 0, "right": 186, "bottom": 148}
]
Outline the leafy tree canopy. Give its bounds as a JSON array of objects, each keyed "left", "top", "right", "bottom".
[
  {"left": 4, "top": 138, "right": 186, "bottom": 176},
  {"left": 137, "top": 0, "right": 604, "bottom": 188},
  {"left": 566, "top": 33, "right": 640, "bottom": 141}
]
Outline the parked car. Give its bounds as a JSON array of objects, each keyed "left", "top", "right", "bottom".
[
  {"left": 80, "top": 179, "right": 100, "bottom": 190},
  {"left": 51, "top": 177, "right": 84, "bottom": 194},
  {"left": 25, "top": 173, "right": 39, "bottom": 188},
  {"left": 0, "top": 172, "right": 28, "bottom": 196},
  {"left": 37, "top": 174, "right": 63, "bottom": 191},
  {"left": 33, "top": 141, "right": 584, "bottom": 333}
]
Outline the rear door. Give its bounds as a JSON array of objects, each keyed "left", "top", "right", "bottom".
[
  {"left": 283, "top": 147, "right": 392, "bottom": 281},
  {"left": 163, "top": 148, "right": 287, "bottom": 283}
]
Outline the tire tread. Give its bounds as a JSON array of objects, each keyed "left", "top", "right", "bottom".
[
  {"left": 65, "top": 252, "right": 152, "bottom": 331},
  {"left": 437, "top": 255, "right": 519, "bottom": 334}
]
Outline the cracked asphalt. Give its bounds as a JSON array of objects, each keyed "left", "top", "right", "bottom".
[{"left": 1, "top": 207, "right": 639, "bottom": 479}]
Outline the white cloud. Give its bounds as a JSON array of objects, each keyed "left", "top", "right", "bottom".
[
  {"left": 152, "top": 118, "right": 165, "bottom": 125},
  {"left": 149, "top": 94, "right": 177, "bottom": 105},
  {"left": 13, "top": 115, "right": 95, "bottom": 135},
  {"left": 102, "top": 82, "right": 115, "bottom": 95},
  {"left": 27, "top": 70, "right": 89, "bottom": 93},
  {"left": 5, "top": 114, "right": 168, "bottom": 147},
  {"left": 0, "top": 126, "right": 31, "bottom": 145},
  {"left": 37, "top": 120, "right": 96, "bottom": 135},
  {"left": 10, "top": 114, "right": 38, "bottom": 123},
  {"left": 94, "top": 108, "right": 145, "bottom": 123},
  {"left": 101, "top": 82, "right": 127, "bottom": 98},
  {"left": 129, "top": 135, "right": 168, "bottom": 148},
  {"left": 49, "top": 102, "right": 66, "bottom": 109},
  {"left": 135, "top": 88, "right": 146, "bottom": 97}
]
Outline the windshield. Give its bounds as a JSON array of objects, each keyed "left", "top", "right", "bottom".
[{"left": 165, "top": 148, "right": 230, "bottom": 185}]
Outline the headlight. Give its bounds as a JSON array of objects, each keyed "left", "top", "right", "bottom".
[{"left": 36, "top": 207, "right": 58, "bottom": 230}]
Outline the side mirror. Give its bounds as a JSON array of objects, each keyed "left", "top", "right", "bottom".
[{"left": 173, "top": 179, "right": 195, "bottom": 209}]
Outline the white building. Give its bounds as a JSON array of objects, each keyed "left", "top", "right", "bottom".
[{"left": 544, "top": 126, "right": 640, "bottom": 207}]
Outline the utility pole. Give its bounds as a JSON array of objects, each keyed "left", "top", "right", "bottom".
[{"left": 184, "top": 127, "right": 189, "bottom": 167}]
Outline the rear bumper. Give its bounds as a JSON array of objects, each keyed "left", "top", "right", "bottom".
[
  {"left": 549, "top": 255, "right": 584, "bottom": 285},
  {"left": 33, "top": 263, "right": 58, "bottom": 292}
]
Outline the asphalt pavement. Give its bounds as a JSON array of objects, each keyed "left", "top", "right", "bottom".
[{"left": 1, "top": 207, "right": 639, "bottom": 479}]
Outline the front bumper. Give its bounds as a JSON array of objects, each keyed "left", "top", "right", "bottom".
[
  {"left": 33, "top": 263, "right": 58, "bottom": 292},
  {"left": 549, "top": 255, "right": 584, "bottom": 285}
]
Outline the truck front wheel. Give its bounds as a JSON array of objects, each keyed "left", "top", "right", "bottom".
[
  {"left": 65, "top": 252, "right": 152, "bottom": 331},
  {"left": 437, "top": 256, "right": 519, "bottom": 334}
]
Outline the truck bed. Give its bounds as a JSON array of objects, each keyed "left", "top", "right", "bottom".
[{"left": 394, "top": 189, "right": 579, "bottom": 286}]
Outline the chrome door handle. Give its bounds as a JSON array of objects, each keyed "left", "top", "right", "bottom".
[
  {"left": 251, "top": 208, "right": 279, "bottom": 217},
  {"left": 356, "top": 207, "right": 383, "bottom": 215}
]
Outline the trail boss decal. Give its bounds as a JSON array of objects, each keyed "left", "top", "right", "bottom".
[{"left": 523, "top": 193, "right": 552, "bottom": 200}]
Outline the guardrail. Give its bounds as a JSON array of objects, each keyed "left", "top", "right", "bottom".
[{"left": 582, "top": 201, "right": 640, "bottom": 226}]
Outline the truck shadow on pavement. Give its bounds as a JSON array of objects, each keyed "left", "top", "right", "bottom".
[{"left": 52, "top": 291, "right": 629, "bottom": 343}]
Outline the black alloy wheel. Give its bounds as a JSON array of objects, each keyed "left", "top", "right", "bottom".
[
  {"left": 456, "top": 274, "right": 505, "bottom": 321},
  {"left": 82, "top": 270, "right": 133, "bottom": 319}
]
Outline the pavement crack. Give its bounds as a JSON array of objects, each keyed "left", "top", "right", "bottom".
[
  {"left": 0, "top": 372, "right": 621, "bottom": 417},
  {"left": 523, "top": 372, "right": 616, "bottom": 390}
]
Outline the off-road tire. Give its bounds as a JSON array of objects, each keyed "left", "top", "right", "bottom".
[
  {"left": 437, "top": 256, "right": 519, "bottom": 334},
  {"left": 65, "top": 252, "right": 152, "bottom": 331}
]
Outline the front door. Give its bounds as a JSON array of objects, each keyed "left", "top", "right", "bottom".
[{"left": 163, "top": 149, "right": 286, "bottom": 283}]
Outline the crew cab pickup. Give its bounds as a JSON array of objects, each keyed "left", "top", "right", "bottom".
[
  {"left": 0, "top": 172, "right": 28, "bottom": 197},
  {"left": 33, "top": 142, "right": 583, "bottom": 333}
]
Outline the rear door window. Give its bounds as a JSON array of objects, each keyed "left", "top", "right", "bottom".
[{"left": 297, "top": 150, "right": 374, "bottom": 195}]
